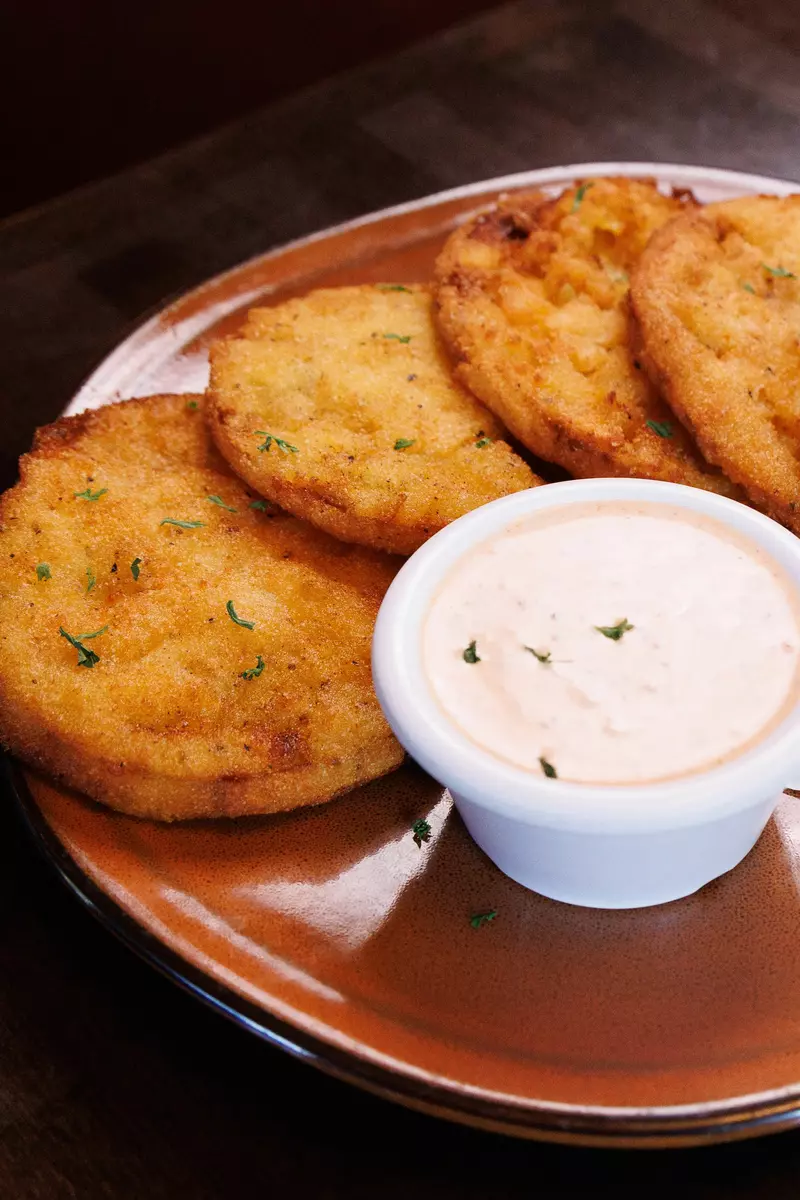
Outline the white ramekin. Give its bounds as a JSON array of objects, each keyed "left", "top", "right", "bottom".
[{"left": 372, "top": 479, "right": 800, "bottom": 909}]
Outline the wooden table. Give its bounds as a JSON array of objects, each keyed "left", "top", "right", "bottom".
[{"left": 3, "top": 1, "right": 800, "bottom": 1193}]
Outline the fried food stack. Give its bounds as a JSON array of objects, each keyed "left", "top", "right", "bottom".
[
  {"left": 0, "top": 287, "right": 535, "bottom": 820},
  {"left": 1, "top": 177, "right": 796, "bottom": 820}
]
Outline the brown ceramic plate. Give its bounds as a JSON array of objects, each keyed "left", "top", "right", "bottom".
[{"left": 12, "top": 164, "right": 800, "bottom": 1149}]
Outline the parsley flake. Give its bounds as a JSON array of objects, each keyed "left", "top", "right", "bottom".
[
  {"left": 595, "top": 618, "right": 634, "bottom": 641},
  {"left": 571, "top": 181, "right": 594, "bottom": 212},
  {"left": 86, "top": 568, "right": 96, "bottom": 593},
  {"left": 525, "top": 646, "right": 551, "bottom": 664},
  {"left": 159, "top": 518, "right": 205, "bottom": 529},
  {"left": 249, "top": 499, "right": 270, "bottom": 512},
  {"left": 241, "top": 654, "right": 265, "bottom": 680},
  {"left": 763, "top": 263, "right": 797, "bottom": 279},
  {"left": 412, "top": 818, "right": 432, "bottom": 848},
  {"left": 475, "top": 436, "right": 493, "bottom": 449},
  {"left": 470, "top": 909, "right": 497, "bottom": 929},
  {"left": 131, "top": 557, "right": 142, "bottom": 581},
  {"left": 394, "top": 437, "right": 415, "bottom": 450},
  {"left": 463, "top": 640, "right": 480, "bottom": 664},
  {"left": 186, "top": 399, "right": 199, "bottom": 411},
  {"left": 255, "top": 432, "right": 298, "bottom": 454},
  {"left": 74, "top": 487, "right": 108, "bottom": 502},
  {"left": 646, "top": 419, "right": 673, "bottom": 438},
  {"left": 59, "top": 625, "right": 108, "bottom": 668},
  {"left": 742, "top": 282, "right": 756, "bottom": 294},
  {"left": 227, "top": 600, "right": 255, "bottom": 629},
  {"left": 539, "top": 756, "right": 557, "bottom": 778},
  {"left": 377, "top": 284, "right": 412, "bottom": 293},
  {"left": 36, "top": 563, "right": 51, "bottom": 581},
  {"left": 207, "top": 494, "right": 237, "bottom": 513},
  {"left": 383, "top": 333, "right": 412, "bottom": 343}
]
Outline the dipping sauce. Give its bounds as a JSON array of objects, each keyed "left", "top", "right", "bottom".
[{"left": 423, "top": 502, "right": 800, "bottom": 784}]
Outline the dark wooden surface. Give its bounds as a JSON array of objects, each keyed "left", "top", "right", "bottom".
[
  {"left": 0, "top": 0, "right": 502, "bottom": 217},
  {"left": 2, "top": 1, "right": 800, "bottom": 1194}
]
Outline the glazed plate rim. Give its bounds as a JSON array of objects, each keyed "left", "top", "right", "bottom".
[{"left": 26, "top": 161, "right": 800, "bottom": 1147}]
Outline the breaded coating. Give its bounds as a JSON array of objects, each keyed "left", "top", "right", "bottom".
[
  {"left": 207, "top": 285, "right": 540, "bottom": 555},
  {"left": 631, "top": 195, "right": 800, "bottom": 532},
  {"left": 434, "top": 179, "right": 741, "bottom": 496},
  {"left": 0, "top": 394, "right": 403, "bottom": 821}
]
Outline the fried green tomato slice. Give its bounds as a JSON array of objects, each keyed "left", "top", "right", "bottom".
[
  {"left": 631, "top": 194, "right": 800, "bottom": 532},
  {"left": 207, "top": 285, "right": 540, "bottom": 555},
  {"left": 0, "top": 394, "right": 403, "bottom": 821},
  {"left": 434, "top": 179, "right": 741, "bottom": 497}
]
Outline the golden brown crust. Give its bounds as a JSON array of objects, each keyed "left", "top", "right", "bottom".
[
  {"left": 207, "top": 285, "right": 540, "bottom": 556},
  {"left": 0, "top": 394, "right": 403, "bottom": 820},
  {"left": 434, "top": 179, "right": 742, "bottom": 497},
  {"left": 631, "top": 195, "right": 800, "bottom": 533}
]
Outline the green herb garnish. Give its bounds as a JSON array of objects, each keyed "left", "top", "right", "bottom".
[
  {"left": 255, "top": 432, "right": 298, "bottom": 454},
  {"left": 463, "top": 640, "right": 480, "bottom": 664},
  {"left": 86, "top": 568, "right": 96, "bottom": 593},
  {"left": 377, "top": 284, "right": 412, "bottom": 293},
  {"left": 763, "top": 263, "right": 797, "bottom": 279},
  {"left": 742, "top": 282, "right": 756, "bottom": 294},
  {"left": 571, "top": 181, "right": 594, "bottom": 211},
  {"left": 36, "top": 563, "right": 51, "bottom": 581},
  {"left": 525, "top": 646, "right": 551, "bottom": 664},
  {"left": 207, "top": 494, "right": 237, "bottom": 513},
  {"left": 159, "top": 518, "right": 205, "bottom": 529},
  {"left": 74, "top": 487, "right": 108, "bottom": 502},
  {"left": 475, "top": 437, "right": 493, "bottom": 449},
  {"left": 393, "top": 438, "right": 415, "bottom": 450},
  {"left": 59, "top": 625, "right": 108, "bottom": 668},
  {"left": 646, "top": 419, "right": 673, "bottom": 438},
  {"left": 470, "top": 909, "right": 498, "bottom": 929},
  {"left": 249, "top": 499, "right": 270, "bottom": 511},
  {"left": 412, "top": 818, "right": 432, "bottom": 848},
  {"left": 227, "top": 600, "right": 255, "bottom": 629},
  {"left": 539, "top": 756, "right": 557, "bottom": 778},
  {"left": 186, "top": 399, "right": 199, "bottom": 411},
  {"left": 595, "top": 618, "right": 634, "bottom": 641},
  {"left": 383, "top": 333, "right": 412, "bottom": 344},
  {"left": 130, "top": 557, "right": 142, "bottom": 581},
  {"left": 241, "top": 654, "right": 265, "bottom": 680}
]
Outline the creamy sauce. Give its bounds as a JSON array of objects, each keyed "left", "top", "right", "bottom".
[{"left": 423, "top": 502, "right": 800, "bottom": 784}]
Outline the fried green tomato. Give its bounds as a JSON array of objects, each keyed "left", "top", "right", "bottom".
[
  {"left": 207, "top": 285, "right": 540, "bottom": 555},
  {"left": 0, "top": 394, "right": 403, "bottom": 821},
  {"left": 631, "top": 195, "right": 800, "bottom": 532},
  {"left": 434, "top": 179, "right": 741, "bottom": 496}
]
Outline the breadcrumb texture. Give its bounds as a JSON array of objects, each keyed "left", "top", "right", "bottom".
[
  {"left": 0, "top": 394, "right": 403, "bottom": 820},
  {"left": 631, "top": 195, "right": 800, "bottom": 531},
  {"left": 434, "top": 179, "right": 740, "bottom": 496},
  {"left": 207, "top": 285, "right": 540, "bottom": 555}
]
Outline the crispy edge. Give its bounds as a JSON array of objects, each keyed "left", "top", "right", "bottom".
[
  {"left": 433, "top": 189, "right": 636, "bottom": 476},
  {"left": 630, "top": 205, "right": 800, "bottom": 532},
  {"left": 29, "top": 392, "right": 202, "bottom": 455},
  {"left": 0, "top": 394, "right": 404, "bottom": 820},
  {"left": 434, "top": 188, "right": 742, "bottom": 496},
  {"left": 3, "top": 707, "right": 403, "bottom": 821},
  {"left": 207, "top": 296, "right": 539, "bottom": 555},
  {"left": 206, "top": 386, "right": 430, "bottom": 556}
]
